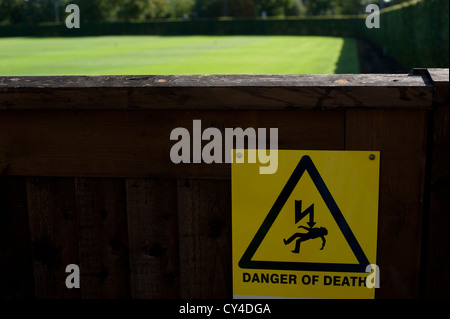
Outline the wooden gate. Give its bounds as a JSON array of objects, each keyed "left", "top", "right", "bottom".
[{"left": 0, "top": 69, "right": 448, "bottom": 299}]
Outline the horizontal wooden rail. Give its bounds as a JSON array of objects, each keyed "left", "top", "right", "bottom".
[{"left": 0, "top": 72, "right": 433, "bottom": 110}]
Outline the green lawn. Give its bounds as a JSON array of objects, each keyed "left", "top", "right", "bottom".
[{"left": 0, "top": 36, "right": 360, "bottom": 75}]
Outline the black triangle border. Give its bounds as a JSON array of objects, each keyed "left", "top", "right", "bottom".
[{"left": 238, "top": 155, "right": 370, "bottom": 273}]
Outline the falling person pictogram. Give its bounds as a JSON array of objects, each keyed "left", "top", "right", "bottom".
[
  {"left": 283, "top": 226, "right": 328, "bottom": 254},
  {"left": 283, "top": 200, "right": 328, "bottom": 253}
]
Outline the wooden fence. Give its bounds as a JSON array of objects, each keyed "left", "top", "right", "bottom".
[{"left": 0, "top": 69, "right": 448, "bottom": 299}]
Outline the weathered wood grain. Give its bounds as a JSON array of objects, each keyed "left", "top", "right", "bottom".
[
  {"left": 0, "top": 74, "right": 431, "bottom": 88},
  {"left": 26, "top": 177, "right": 80, "bottom": 299},
  {"left": 346, "top": 109, "right": 428, "bottom": 298},
  {"left": 75, "top": 178, "right": 129, "bottom": 298},
  {"left": 126, "top": 178, "right": 180, "bottom": 298},
  {"left": 423, "top": 68, "right": 449, "bottom": 298},
  {"left": 0, "top": 73, "right": 433, "bottom": 110},
  {"left": 177, "top": 179, "right": 232, "bottom": 298}
]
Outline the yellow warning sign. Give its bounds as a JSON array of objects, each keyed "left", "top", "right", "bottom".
[{"left": 232, "top": 150, "right": 380, "bottom": 299}]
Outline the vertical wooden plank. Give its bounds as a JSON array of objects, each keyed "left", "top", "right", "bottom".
[
  {"left": 75, "top": 178, "right": 130, "bottom": 299},
  {"left": 177, "top": 179, "right": 231, "bottom": 299},
  {"left": 346, "top": 109, "right": 428, "bottom": 298},
  {"left": 424, "top": 69, "right": 449, "bottom": 298},
  {"left": 26, "top": 177, "right": 80, "bottom": 299},
  {"left": 126, "top": 179, "right": 180, "bottom": 298},
  {"left": 0, "top": 176, "right": 34, "bottom": 298}
]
